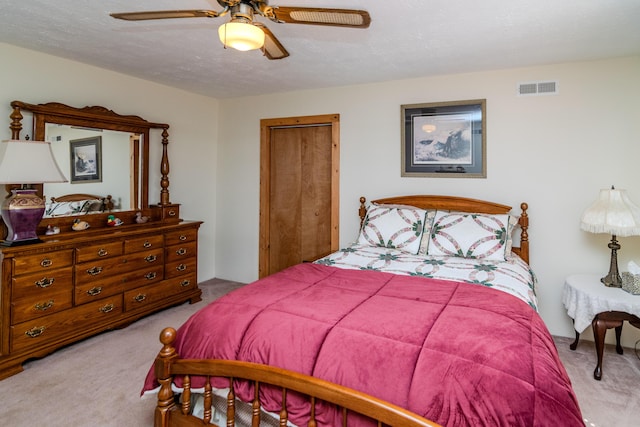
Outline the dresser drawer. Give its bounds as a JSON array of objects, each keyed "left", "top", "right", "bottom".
[
  {"left": 12, "top": 267, "right": 73, "bottom": 301},
  {"left": 11, "top": 286, "right": 73, "bottom": 324},
  {"left": 74, "top": 280, "right": 126, "bottom": 305},
  {"left": 165, "top": 241, "right": 197, "bottom": 262},
  {"left": 165, "top": 272, "right": 198, "bottom": 293},
  {"left": 121, "top": 264, "right": 165, "bottom": 290},
  {"left": 12, "top": 250, "right": 74, "bottom": 276},
  {"left": 165, "top": 228, "right": 197, "bottom": 246},
  {"left": 10, "top": 295, "right": 122, "bottom": 353},
  {"left": 165, "top": 257, "right": 197, "bottom": 279},
  {"left": 76, "top": 241, "right": 123, "bottom": 263},
  {"left": 124, "top": 235, "right": 164, "bottom": 254},
  {"left": 74, "top": 248, "right": 163, "bottom": 286},
  {"left": 124, "top": 277, "right": 192, "bottom": 312}
]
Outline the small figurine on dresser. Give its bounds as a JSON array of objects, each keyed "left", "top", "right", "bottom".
[
  {"left": 107, "top": 215, "right": 123, "bottom": 227},
  {"left": 72, "top": 218, "right": 90, "bottom": 231},
  {"left": 45, "top": 225, "right": 60, "bottom": 235},
  {"left": 135, "top": 211, "right": 149, "bottom": 224}
]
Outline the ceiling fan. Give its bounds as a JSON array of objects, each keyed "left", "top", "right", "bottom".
[{"left": 110, "top": 0, "right": 371, "bottom": 60}]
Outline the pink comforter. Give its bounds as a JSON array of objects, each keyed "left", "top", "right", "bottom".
[{"left": 143, "top": 263, "right": 582, "bottom": 426}]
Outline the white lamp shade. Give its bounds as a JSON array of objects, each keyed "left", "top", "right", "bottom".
[
  {"left": 218, "top": 22, "right": 265, "bottom": 51},
  {"left": 0, "top": 139, "right": 67, "bottom": 184},
  {"left": 580, "top": 188, "right": 640, "bottom": 237}
]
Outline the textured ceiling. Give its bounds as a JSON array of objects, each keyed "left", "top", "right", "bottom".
[{"left": 1, "top": 0, "right": 639, "bottom": 99}]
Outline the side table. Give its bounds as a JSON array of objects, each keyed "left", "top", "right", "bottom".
[{"left": 562, "top": 274, "right": 640, "bottom": 380}]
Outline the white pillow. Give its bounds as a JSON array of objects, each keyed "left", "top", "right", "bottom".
[
  {"left": 426, "top": 211, "right": 517, "bottom": 260},
  {"left": 357, "top": 204, "right": 429, "bottom": 254}
]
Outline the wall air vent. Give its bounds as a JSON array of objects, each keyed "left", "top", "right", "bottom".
[{"left": 517, "top": 80, "right": 559, "bottom": 96}]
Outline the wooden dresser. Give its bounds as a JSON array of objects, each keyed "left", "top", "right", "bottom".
[{"left": 0, "top": 220, "right": 202, "bottom": 379}]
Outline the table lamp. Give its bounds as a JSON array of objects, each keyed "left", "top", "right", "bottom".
[
  {"left": 580, "top": 186, "right": 640, "bottom": 287},
  {"left": 0, "top": 139, "right": 67, "bottom": 246}
]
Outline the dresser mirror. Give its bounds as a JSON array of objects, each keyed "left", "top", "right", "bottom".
[
  {"left": 6, "top": 100, "right": 174, "bottom": 235},
  {"left": 43, "top": 124, "right": 138, "bottom": 216}
]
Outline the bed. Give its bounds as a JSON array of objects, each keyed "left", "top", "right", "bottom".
[{"left": 143, "top": 195, "right": 583, "bottom": 427}]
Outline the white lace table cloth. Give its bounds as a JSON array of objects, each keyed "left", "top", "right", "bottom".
[{"left": 562, "top": 274, "right": 640, "bottom": 332}]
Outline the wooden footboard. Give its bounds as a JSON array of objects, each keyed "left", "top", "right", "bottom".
[{"left": 154, "top": 327, "right": 440, "bottom": 427}]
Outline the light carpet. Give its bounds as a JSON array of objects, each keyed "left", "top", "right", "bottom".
[{"left": 0, "top": 279, "right": 638, "bottom": 426}]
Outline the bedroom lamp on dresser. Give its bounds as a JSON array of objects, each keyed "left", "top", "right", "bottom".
[
  {"left": 0, "top": 100, "right": 202, "bottom": 380},
  {"left": 0, "top": 138, "right": 67, "bottom": 246}
]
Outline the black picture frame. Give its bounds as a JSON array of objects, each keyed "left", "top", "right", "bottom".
[
  {"left": 401, "top": 99, "right": 486, "bottom": 178},
  {"left": 69, "top": 136, "right": 102, "bottom": 183}
]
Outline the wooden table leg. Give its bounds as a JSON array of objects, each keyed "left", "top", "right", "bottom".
[
  {"left": 615, "top": 325, "right": 623, "bottom": 355},
  {"left": 570, "top": 328, "right": 580, "bottom": 350},
  {"left": 591, "top": 312, "right": 627, "bottom": 380},
  {"left": 592, "top": 316, "right": 606, "bottom": 380}
]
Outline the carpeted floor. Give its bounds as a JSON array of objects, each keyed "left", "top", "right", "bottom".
[
  {"left": 554, "top": 335, "right": 640, "bottom": 427},
  {"left": 0, "top": 278, "right": 638, "bottom": 426}
]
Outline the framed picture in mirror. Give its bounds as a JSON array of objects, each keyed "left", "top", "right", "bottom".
[{"left": 70, "top": 136, "right": 102, "bottom": 183}]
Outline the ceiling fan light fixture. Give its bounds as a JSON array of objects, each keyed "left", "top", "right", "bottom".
[{"left": 218, "top": 21, "right": 265, "bottom": 51}]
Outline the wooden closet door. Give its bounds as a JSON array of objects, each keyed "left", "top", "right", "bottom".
[
  {"left": 269, "top": 126, "right": 332, "bottom": 274},
  {"left": 260, "top": 115, "right": 339, "bottom": 278}
]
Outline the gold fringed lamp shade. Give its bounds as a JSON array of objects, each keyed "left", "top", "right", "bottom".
[
  {"left": 0, "top": 139, "right": 67, "bottom": 246},
  {"left": 580, "top": 187, "right": 640, "bottom": 287}
]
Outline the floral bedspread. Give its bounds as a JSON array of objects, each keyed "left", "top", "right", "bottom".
[{"left": 315, "top": 244, "right": 538, "bottom": 310}]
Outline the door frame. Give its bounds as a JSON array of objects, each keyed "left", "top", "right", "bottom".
[{"left": 259, "top": 114, "right": 340, "bottom": 278}]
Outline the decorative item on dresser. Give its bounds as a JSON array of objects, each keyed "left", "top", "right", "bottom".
[
  {"left": 142, "top": 195, "right": 583, "bottom": 427},
  {"left": 0, "top": 101, "right": 202, "bottom": 379},
  {"left": 0, "top": 139, "right": 67, "bottom": 246}
]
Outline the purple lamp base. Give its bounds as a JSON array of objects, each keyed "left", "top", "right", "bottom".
[{"left": 1, "top": 188, "right": 45, "bottom": 246}]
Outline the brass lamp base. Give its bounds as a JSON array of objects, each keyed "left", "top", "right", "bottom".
[{"left": 601, "top": 235, "right": 622, "bottom": 287}]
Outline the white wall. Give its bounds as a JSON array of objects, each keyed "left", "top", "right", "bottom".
[
  {"left": 2, "top": 42, "right": 639, "bottom": 347},
  {"left": 215, "top": 56, "right": 640, "bottom": 346},
  {"left": 0, "top": 43, "right": 219, "bottom": 282}
]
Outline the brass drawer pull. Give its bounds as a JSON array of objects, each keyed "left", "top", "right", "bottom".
[
  {"left": 99, "top": 303, "right": 115, "bottom": 313},
  {"left": 176, "top": 248, "right": 187, "bottom": 256},
  {"left": 40, "top": 259, "right": 53, "bottom": 268},
  {"left": 97, "top": 249, "right": 109, "bottom": 257},
  {"left": 144, "top": 254, "right": 157, "bottom": 262},
  {"left": 143, "top": 241, "right": 152, "bottom": 248},
  {"left": 179, "top": 234, "right": 187, "bottom": 241},
  {"left": 25, "top": 326, "right": 46, "bottom": 338},
  {"left": 176, "top": 263, "right": 187, "bottom": 272},
  {"left": 35, "top": 277, "right": 54, "bottom": 288},
  {"left": 87, "top": 287, "right": 103, "bottom": 296},
  {"left": 133, "top": 293, "right": 147, "bottom": 303},
  {"left": 168, "top": 210, "right": 177, "bottom": 217},
  {"left": 87, "top": 266, "right": 103, "bottom": 276},
  {"left": 35, "top": 300, "right": 54, "bottom": 311},
  {"left": 180, "top": 279, "right": 191, "bottom": 287},
  {"left": 145, "top": 272, "right": 157, "bottom": 280}
]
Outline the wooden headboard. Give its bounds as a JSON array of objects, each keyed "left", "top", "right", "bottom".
[
  {"left": 358, "top": 195, "right": 529, "bottom": 264},
  {"left": 50, "top": 193, "right": 114, "bottom": 211}
]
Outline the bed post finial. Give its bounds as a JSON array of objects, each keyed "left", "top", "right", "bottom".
[
  {"left": 155, "top": 327, "right": 178, "bottom": 427},
  {"left": 359, "top": 197, "right": 367, "bottom": 227},
  {"left": 519, "top": 203, "right": 529, "bottom": 264}
]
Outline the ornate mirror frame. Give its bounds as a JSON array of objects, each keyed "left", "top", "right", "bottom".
[{"left": 6, "top": 100, "right": 176, "bottom": 236}]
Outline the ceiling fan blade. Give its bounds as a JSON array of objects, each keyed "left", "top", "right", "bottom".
[
  {"left": 271, "top": 7, "right": 370, "bottom": 28},
  {"left": 255, "top": 24, "right": 289, "bottom": 60},
  {"left": 110, "top": 10, "right": 219, "bottom": 21}
]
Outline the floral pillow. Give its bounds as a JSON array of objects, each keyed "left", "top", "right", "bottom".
[
  {"left": 426, "top": 211, "right": 518, "bottom": 260},
  {"left": 357, "top": 204, "right": 432, "bottom": 254}
]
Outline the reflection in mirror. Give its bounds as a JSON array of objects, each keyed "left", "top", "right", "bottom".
[{"left": 43, "top": 124, "right": 141, "bottom": 217}]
